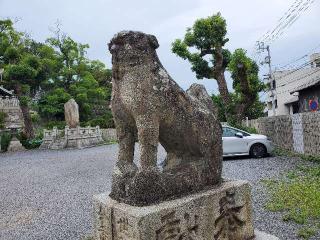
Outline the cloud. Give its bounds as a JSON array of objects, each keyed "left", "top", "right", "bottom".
[{"left": 1, "top": 0, "right": 319, "bottom": 94}]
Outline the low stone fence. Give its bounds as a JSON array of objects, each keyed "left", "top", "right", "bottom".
[
  {"left": 41, "top": 126, "right": 104, "bottom": 149},
  {"left": 100, "top": 128, "right": 117, "bottom": 142},
  {"left": 244, "top": 112, "right": 320, "bottom": 155}
]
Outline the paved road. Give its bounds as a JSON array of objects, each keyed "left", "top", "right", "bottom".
[{"left": 0, "top": 145, "right": 318, "bottom": 240}]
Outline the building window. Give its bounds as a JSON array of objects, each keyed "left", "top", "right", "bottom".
[
  {"left": 275, "top": 100, "right": 278, "bottom": 108},
  {"left": 272, "top": 80, "right": 276, "bottom": 89}
]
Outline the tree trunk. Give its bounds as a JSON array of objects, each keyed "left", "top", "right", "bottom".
[
  {"left": 234, "top": 66, "right": 256, "bottom": 125},
  {"left": 15, "top": 86, "right": 35, "bottom": 139},
  {"left": 214, "top": 46, "right": 233, "bottom": 122}
]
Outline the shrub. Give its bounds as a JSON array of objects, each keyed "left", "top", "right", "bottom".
[
  {"left": 31, "top": 111, "right": 40, "bottom": 124},
  {"left": 44, "top": 121, "right": 66, "bottom": 130},
  {"left": 0, "top": 132, "right": 12, "bottom": 152},
  {"left": 17, "top": 131, "right": 42, "bottom": 149},
  {"left": 85, "top": 112, "right": 114, "bottom": 128},
  {"left": 228, "top": 122, "right": 258, "bottom": 134},
  {"left": 0, "top": 111, "right": 7, "bottom": 129}
]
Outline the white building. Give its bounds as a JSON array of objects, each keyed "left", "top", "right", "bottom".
[{"left": 266, "top": 53, "right": 320, "bottom": 116}]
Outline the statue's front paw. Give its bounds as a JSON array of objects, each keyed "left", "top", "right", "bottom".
[{"left": 115, "top": 161, "right": 138, "bottom": 177}]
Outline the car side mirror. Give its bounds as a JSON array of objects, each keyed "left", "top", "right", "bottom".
[{"left": 235, "top": 132, "right": 244, "bottom": 138}]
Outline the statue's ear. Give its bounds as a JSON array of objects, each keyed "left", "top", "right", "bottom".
[
  {"left": 108, "top": 40, "right": 118, "bottom": 54},
  {"left": 148, "top": 34, "right": 159, "bottom": 49}
]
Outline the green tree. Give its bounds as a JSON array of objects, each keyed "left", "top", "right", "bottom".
[
  {"left": 227, "top": 48, "right": 265, "bottom": 124},
  {"left": 45, "top": 23, "right": 90, "bottom": 90},
  {"left": 38, "top": 24, "right": 112, "bottom": 124},
  {"left": 172, "top": 13, "right": 265, "bottom": 124},
  {"left": 69, "top": 72, "right": 107, "bottom": 121},
  {"left": 38, "top": 88, "right": 71, "bottom": 121},
  {"left": 0, "top": 19, "right": 58, "bottom": 138},
  {"left": 172, "top": 13, "right": 232, "bottom": 119}
]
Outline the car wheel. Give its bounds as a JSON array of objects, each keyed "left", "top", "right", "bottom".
[{"left": 250, "top": 143, "right": 267, "bottom": 158}]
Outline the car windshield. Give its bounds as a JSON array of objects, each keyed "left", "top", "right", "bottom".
[{"left": 222, "top": 127, "right": 250, "bottom": 137}]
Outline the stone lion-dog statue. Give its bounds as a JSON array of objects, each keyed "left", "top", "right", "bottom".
[{"left": 108, "top": 31, "right": 222, "bottom": 206}]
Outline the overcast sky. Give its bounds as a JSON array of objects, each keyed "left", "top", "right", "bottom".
[{"left": 1, "top": 0, "right": 320, "bottom": 95}]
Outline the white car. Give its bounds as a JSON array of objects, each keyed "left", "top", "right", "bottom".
[{"left": 222, "top": 125, "right": 273, "bottom": 158}]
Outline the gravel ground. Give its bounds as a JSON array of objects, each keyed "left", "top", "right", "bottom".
[{"left": 0, "top": 144, "right": 319, "bottom": 240}]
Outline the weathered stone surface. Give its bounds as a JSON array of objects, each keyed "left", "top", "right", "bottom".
[
  {"left": 108, "top": 31, "right": 222, "bottom": 206},
  {"left": 0, "top": 97, "right": 24, "bottom": 129},
  {"left": 40, "top": 126, "right": 104, "bottom": 150},
  {"left": 64, "top": 99, "right": 79, "bottom": 128},
  {"left": 101, "top": 128, "right": 117, "bottom": 142},
  {"left": 93, "top": 180, "right": 254, "bottom": 240},
  {"left": 245, "top": 111, "right": 320, "bottom": 155},
  {"left": 7, "top": 137, "right": 25, "bottom": 152}
]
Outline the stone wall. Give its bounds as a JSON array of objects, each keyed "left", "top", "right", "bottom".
[
  {"left": 245, "top": 112, "right": 320, "bottom": 155},
  {"left": 101, "top": 128, "right": 117, "bottom": 142},
  {"left": 302, "top": 112, "right": 320, "bottom": 155}
]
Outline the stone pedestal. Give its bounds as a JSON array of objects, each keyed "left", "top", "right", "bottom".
[
  {"left": 7, "top": 137, "right": 25, "bottom": 152},
  {"left": 93, "top": 180, "right": 255, "bottom": 240}
]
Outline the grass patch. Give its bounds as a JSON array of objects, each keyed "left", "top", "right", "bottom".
[
  {"left": 263, "top": 165, "right": 320, "bottom": 239},
  {"left": 105, "top": 140, "right": 118, "bottom": 145},
  {"left": 81, "top": 236, "right": 94, "bottom": 240},
  {"left": 297, "top": 227, "right": 317, "bottom": 240},
  {"left": 273, "top": 147, "right": 320, "bottom": 164}
]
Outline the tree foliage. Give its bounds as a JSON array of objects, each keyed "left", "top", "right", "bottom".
[
  {"left": 38, "top": 23, "right": 112, "bottom": 123},
  {"left": 0, "top": 19, "right": 59, "bottom": 138},
  {"left": 0, "top": 19, "right": 113, "bottom": 139},
  {"left": 172, "top": 14, "right": 265, "bottom": 124},
  {"left": 227, "top": 48, "right": 266, "bottom": 123},
  {"left": 172, "top": 13, "right": 230, "bottom": 79}
]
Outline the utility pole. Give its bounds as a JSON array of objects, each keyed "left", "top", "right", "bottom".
[{"left": 257, "top": 41, "right": 276, "bottom": 116}]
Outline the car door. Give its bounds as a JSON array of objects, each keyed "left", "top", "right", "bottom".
[{"left": 222, "top": 127, "right": 248, "bottom": 155}]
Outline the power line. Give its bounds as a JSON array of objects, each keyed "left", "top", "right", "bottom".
[
  {"left": 270, "top": 0, "right": 315, "bottom": 43},
  {"left": 252, "top": 0, "right": 316, "bottom": 61},
  {"left": 275, "top": 43, "right": 320, "bottom": 69},
  {"left": 260, "top": 0, "right": 303, "bottom": 42},
  {"left": 274, "top": 56, "right": 319, "bottom": 82},
  {"left": 275, "top": 54, "right": 308, "bottom": 70},
  {"left": 277, "top": 66, "right": 320, "bottom": 88},
  {"left": 259, "top": 0, "right": 316, "bottom": 44},
  {"left": 265, "top": 0, "right": 314, "bottom": 43},
  {"left": 271, "top": 67, "right": 320, "bottom": 95}
]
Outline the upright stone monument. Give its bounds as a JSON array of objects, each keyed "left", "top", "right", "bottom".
[
  {"left": 40, "top": 98, "right": 104, "bottom": 150},
  {"left": 93, "top": 31, "right": 255, "bottom": 240},
  {"left": 64, "top": 99, "right": 80, "bottom": 128}
]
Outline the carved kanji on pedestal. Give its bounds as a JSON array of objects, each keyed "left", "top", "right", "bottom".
[{"left": 214, "top": 190, "right": 245, "bottom": 240}]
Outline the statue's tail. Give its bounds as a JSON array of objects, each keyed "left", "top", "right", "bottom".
[{"left": 187, "top": 83, "right": 217, "bottom": 115}]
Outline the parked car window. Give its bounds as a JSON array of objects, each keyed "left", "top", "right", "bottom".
[
  {"left": 222, "top": 127, "right": 250, "bottom": 137},
  {"left": 222, "top": 127, "right": 238, "bottom": 137}
]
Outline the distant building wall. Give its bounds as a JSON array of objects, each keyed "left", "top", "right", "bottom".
[
  {"left": 245, "top": 111, "right": 320, "bottom": 155},
  {"left": 266, "top": 54, "right": 320, "bottom": 117}
]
